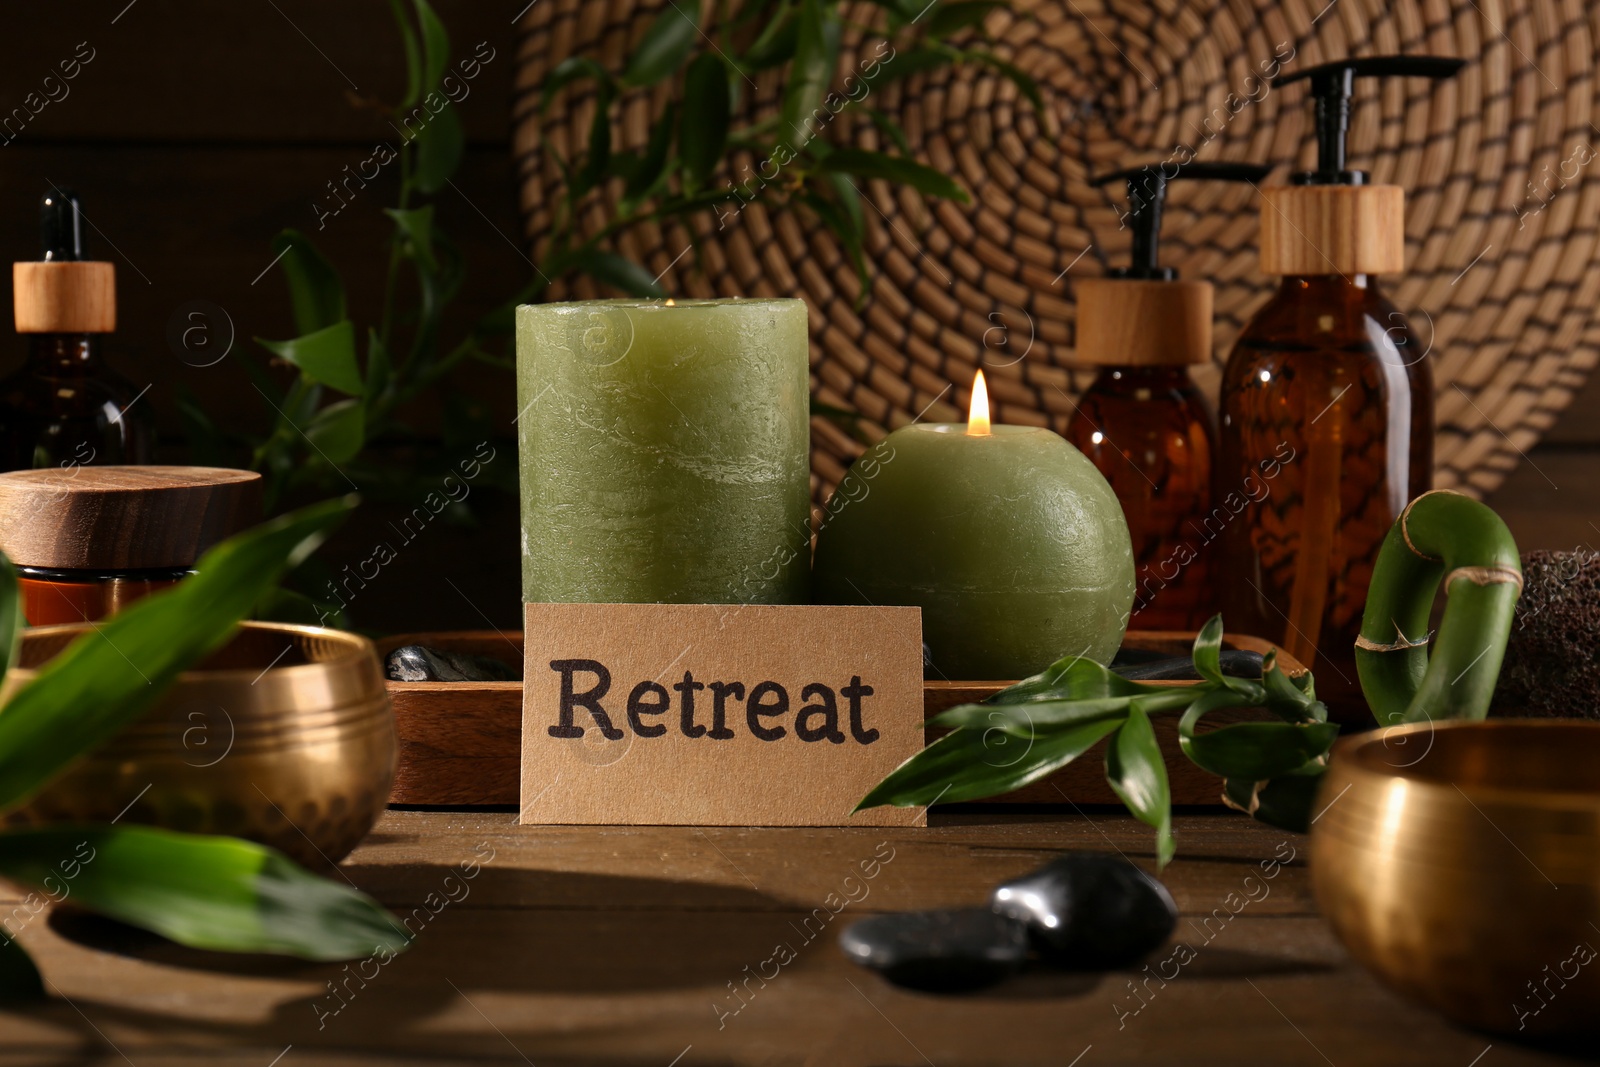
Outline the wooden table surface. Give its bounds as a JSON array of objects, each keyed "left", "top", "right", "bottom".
[{"left": 0, "top": 810, "right": 1590, "bottom": 1066}]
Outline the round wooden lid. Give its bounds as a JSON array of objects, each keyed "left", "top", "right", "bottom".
[
  {"left": 1074, "top": 277, "right": 1212, "bottom": 366},
  {"left": 13, "top": 261, "right": 116, "bottom": 333},
  {"left": 1258, "top": 185, "right": 1405, "bottom": 276},
  {"left": 0, "top": 466, "right": 262, "bottom": 570}
]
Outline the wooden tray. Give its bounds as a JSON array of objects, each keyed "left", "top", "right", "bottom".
[{"left": 378, "top": 631, "right": 1304, "bottom": 808}]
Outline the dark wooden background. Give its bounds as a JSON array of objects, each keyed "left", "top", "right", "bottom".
[{"left": 0, "top": 0, "right": 1593, "bottom": 634}]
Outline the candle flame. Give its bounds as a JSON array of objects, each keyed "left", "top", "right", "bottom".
[
  {"left": 967, "top": 370, "right": 992, "bottom": 436},
  {"left": 665, "top": 298, "right": 677, "bottom": 306}
]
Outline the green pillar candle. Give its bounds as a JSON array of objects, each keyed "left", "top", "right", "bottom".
[
  {"left": 813, "top": 377, "right": 1135, "bottom": 679},
  {"left": 517, "top": 298, "right": 810, "bottom": 604}
]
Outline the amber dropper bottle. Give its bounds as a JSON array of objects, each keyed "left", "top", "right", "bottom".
[
  {"left": 0, "top": 187, "right": 153, "bottom": 471},
  {"left": 1218, "top": 56, "right": 1464, "bottom": 720},
  {"left": 1068, "top": 161, "right": 1269, "bottom": 630}
]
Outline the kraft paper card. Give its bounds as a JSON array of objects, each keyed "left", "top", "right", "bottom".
[{"left": 519, "top": 602, "right": 925, "bottom": 826}]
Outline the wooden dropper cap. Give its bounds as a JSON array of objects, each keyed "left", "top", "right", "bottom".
[
  {"left": 13, "top": 187, "right": 116, "bottom": 334},
  {"left": 1259, "top": 56, "right": 1465, "bottom": 277},
  {"left": 0, "top": 467, "right": 262, "bottom": 571},
  {"left": 1076, "top": 161, "right": 1271, "bottom": 367}
]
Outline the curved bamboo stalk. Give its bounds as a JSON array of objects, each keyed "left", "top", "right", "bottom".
[{"left": 1356, "top": 490, "right": 1522, "bottom": 725}]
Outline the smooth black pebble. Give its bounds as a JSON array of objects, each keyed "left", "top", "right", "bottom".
[
  {"left": 838, "top": 909, "right": 1030, "bottom": 992},
  {"left": 990, "top": 853, "right": 1177, "bottom": 968},
  {"left": 384, "top": 645, "right": 518, "bottom": 683}
]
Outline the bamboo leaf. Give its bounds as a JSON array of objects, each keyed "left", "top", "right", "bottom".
[
  {"left": 573, "top": 248, "right": 665, "bottom": 297},
  {"left": 540, "top": 57, "right": 611, "bottom": 113},
  {"left": 269, "top": 231, "right": 346, "bottom": 336},
  {"left": 873, "top": 46, "right": 951, "bottom": 86},
  {"left": 856, "top": 716, "right": 1123, "bottom": 810},
  {"left": 801, "top": 188, "right": 868, "bottom": 299},
  {"left": 1223, "top": 764, "right": 1326, "bottom": 834},
  {"left": 413, "top": 102, "right": 464, "bottom": 195},
  {"left": 863, "top": 108, "right": 912, "bottom": 155},
  {"left": 964, "top": 48, "right": 1044, "bottom": 111},
  {"left": 575, "top": 82, "right": 616, "bottom": 196},
  {"left": 625, "top": 102, "right": 678, "bottom": 203},
  {"left": 624, "top": 3, "right": 700, "bottom": 86},
  {"left": 0, "top": 555, "right": 19, "bottom": 685},
  {"left": 928, "top": 0, "right": 1004, "bottom": 37},
  {"left": 258, "top": 320, "right": 364, "bottom": 396},
  {"left": 780, "top": 0, "right": 838, "bottom": 152},
  {"left": 1106, "top": 705, "right": 1174, "bottom": 867},
  {"left": 992, "top": 654, "right": 1163, "bottom": 706},
  {"left": 681, "top": 54, "right": 731, "bottom": 187},
  {"left": 388, "top": 0, "right": 422, "bottom": 109},
  {"left": 1181, "top": 721, "right": 1340, "bottom": 780},
  {"left": 930, "top": 696, "right": 1137, "bottom": 734},
  {"left": 304, "top": 398, "right": 366, "bottom": 465},
  {"left": 384, "top": 205, "right": 437, "bottom": 271},
  {"left": 412, "top": 0, "right": 450, "bottom": 94},
  {"left": 820, "top": 147, "right": 970, "bottom": 202},
  {"left": 742, "top": 1, "right": 798, "bottom": 69},
  {"left": 0, "top": 498, "right": 355, "bottom": 812},
  {"left": 0, "top": 827, "right": 408, "bottom": 961}
]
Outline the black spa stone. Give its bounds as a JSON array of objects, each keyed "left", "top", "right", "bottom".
[
  {"left": 838, "top": 909, "right": 1030, "bottom": 992},
  {"left": 384, "top": 645, "right": 518, "bottom": 683},
  {"left": 990, "top": 853, "right": 1177, "bottom": 968}
]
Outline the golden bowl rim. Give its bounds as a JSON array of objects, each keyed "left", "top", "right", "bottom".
[
  {"left": 1331, "top": 718, "right": 1600, "bottom": 810},
  {"left": 10, "top": 620, "right": 378, "bottom": 686}
]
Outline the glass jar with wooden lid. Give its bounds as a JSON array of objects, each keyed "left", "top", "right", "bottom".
[{"left": 0, "top": 465, "right": 261, "bottom": 624}]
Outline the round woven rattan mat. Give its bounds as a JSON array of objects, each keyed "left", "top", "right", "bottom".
[{"left": 513, "top": 0, "right": 1600, "bottom": 502}]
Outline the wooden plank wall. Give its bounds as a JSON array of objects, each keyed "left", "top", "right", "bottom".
[{"left": 0, "top": 2, "right": 1593, "bottom": 635}]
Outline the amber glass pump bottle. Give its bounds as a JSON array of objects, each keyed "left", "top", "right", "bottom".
[
  {"left": 1068, "top": 162, "right": 1269, "bottom": 630},
  {"left": 1218, "top": 56, "right": 1464, "bottom": 719},
  {"left": 0, "top": 188, "right": 153, "bottom": 472}
]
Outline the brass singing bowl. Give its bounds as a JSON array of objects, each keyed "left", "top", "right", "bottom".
[
  {"left": 3, "top": 622, "right": 396, "bottom": 869},
  {"left": 1310, "top": 720, "right": 1600, "bottom": 1037}
]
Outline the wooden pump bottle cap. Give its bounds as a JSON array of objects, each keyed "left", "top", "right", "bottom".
[
  {"left": 0, "top": 466, "right": 262, "bottom": 571},
  {"left": 1262, "top": 55, "right": 1465, "bottom": 277},
  {"left": 13, "top": 187, "right": 116, "bottom": 334},
  {"left": 1076, "top": 161, "right": 1270, "bottom": 366},
  {"left": 1075, "top": 277, "right": 1213, "bottom": 366}
]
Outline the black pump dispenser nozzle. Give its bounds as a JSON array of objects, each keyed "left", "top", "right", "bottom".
[
  {"left": 1092, "top": 162, "right": 1272, "bottom": 280},
  {"left": 40, "top": 186, "right": 87, "bottom": 262},
  {"left": 1275, "top": 56, "right": 1465, "bottom": 186}
]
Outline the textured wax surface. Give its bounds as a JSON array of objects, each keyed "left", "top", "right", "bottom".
[
  {"left": 517, "top": 299, "right": 810, "bottom": 604},
  {"left": 812, "top": 424, "right": 1135, "bottom": 679}
]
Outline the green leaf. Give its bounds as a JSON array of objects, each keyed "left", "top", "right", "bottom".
[
  {"left": 413, "top": 101, "right": 464, "bottom": 195},
  {"left": 0, "top": 498, "right": 355, "bottom": 812},
  {"left": 928, "top": 0, "right": 1004, "bottom": 36},
  {"left": 681, "top": 54, "right": 731, "bottom": 188},
  {"left": 857, "top": 716, "right": 1123, "bottom": 810},
  {"left": 0, "top": 827, "right": 408, "bottom": 962},
  {"left": 1223, "top": 763, "right": 1326, "bottom": 834},
  {"left": 931, "top": 696, "right": 1139, "bottom": 734},
  {"left": 743, "top": 1, "right": 798, "bottom": 68},
  {"left": 573, "top": 248, "right": 665, "bottom": 297},
  {"left": 304, "top": 399, "right": 366, "bottom": 465},
  {"left": 258, "top": 320, "right": 364, "bottom": 397},
  {"left": 365, "top": 327, "right": 391, "bottom": 409},
  {"left": 1106, "top": 705, "right": 1174, "bottom": 868},
  {"left": 873, "top": 46, "right": 952, "bottom": 86},
  {"left": 781, "top": 0, "right": 839, "bottom": 152},
  {"left": 269, "top": 231, "right": 346, "bottom": 336},
  {"left": 0, "top": 933, "right": 42, "bottom": 1001},
  {"left": 540, "top": 57, "right": 612, "bottom": 113},
  {"left": 1261, "top": 651, "right": 1325, "bottom": 723},
  {"left": 625, "top": 102, "right": 679, "bottom": 205},
  {"left": 824, "top": 171, "right": 864, "bottom": 236},
  {"left": 801, "top": 188, "right": 868, "bottom": 299},
  {"left": 863, "top": 107, "right": 912, "bottom": 155},
  {"left": 388, "top": 0, "right": 422, "bottom": 109},
  {"left": 575, "top": 82, "right": 616, "bottom": 196},
  {"left": 412, "top": 0, "right": 450, "bottom": 93},
  {"left": 1181, "top": 721, "right": 1340, "bottom": 780},
  {"left": 1191, "top": 614, "right": 1226, "bottom": 685},
  {"left": 820, "top": 148, "right": 970, "bottom": 203},
  {"left": 964, "top": 48, "right": 1044, "bottom": 111},
  {"left": 385, "top": 205, "right": 437, "bottom": 271},
  {"left": 624, "top": 2, "right": 700, "bottom": 86},
  {"left": 993, "top": 654, "right": 1163, "bottom": 706}
]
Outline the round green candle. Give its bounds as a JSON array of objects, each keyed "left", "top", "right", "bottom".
[
  {"left": 813, "top": 395, "right": 1136, "bottom": 679},
  {"left": 516, "top": 298, "right": 810, "bottom": 604}
]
